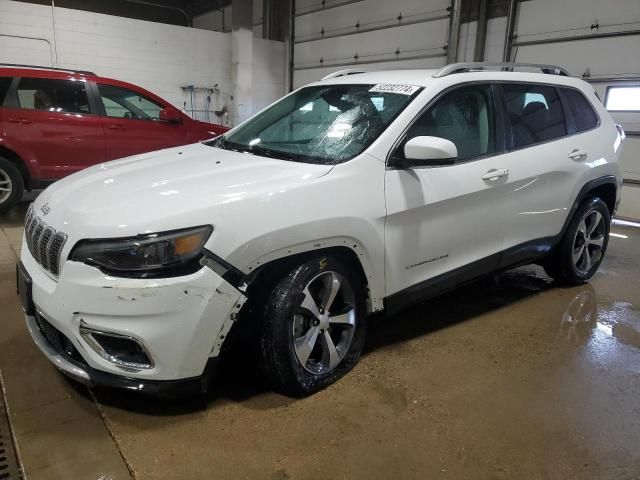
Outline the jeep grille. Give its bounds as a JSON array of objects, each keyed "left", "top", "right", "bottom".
[{"left": 24, "top": 204, "right": 67, "bottom": 277}]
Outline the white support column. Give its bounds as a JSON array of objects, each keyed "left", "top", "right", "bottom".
[{"left": 232, "top": 0, "right": 253, "bottom": 125}]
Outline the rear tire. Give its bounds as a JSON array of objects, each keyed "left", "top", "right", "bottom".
[
  {"left": 544, "top": 197, "right": 610, "bottom": 285},
  {"left": 0, "top": 157, "right": 24, "bottom": 215},
  {"left": 259, "top": 255, "right": 367, "bottom": 396}
]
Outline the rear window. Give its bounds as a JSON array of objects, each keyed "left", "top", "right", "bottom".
[
  {"left": 562, "top": 88, "right": 598, "bottom": 132},
  {"left": 502, "top": 83, "right": 566, "bottom": 149},
  {"left": 0, "top": 77, "right": 12, "bottom": 105},
  {"left": 16, "top": 77, "right": 90, "bottom": 114}
]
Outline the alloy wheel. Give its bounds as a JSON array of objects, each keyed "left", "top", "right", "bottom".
[
  {"left": 572, "top": 209, "right": 606, "bottom": 274},
  {"left": 0, "top": 168, "right": 12, "bottom": 205},
  {"left": 292, "top": 271, "right": 356, "bottom": 375}
]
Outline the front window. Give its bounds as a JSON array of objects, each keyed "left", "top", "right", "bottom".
[
  {"left": 98, "top": 84, "right": 164, "bottom": 120},
  {"left": 402, "top": 84, "right": 495, "bottom": 161},
  {"left": 209, "top": 84, "right": 421, "bottom": 164}
]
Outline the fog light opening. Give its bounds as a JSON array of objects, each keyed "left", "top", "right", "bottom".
[{"left": 79, "top": 321, "right": 154, "bottom": 371}]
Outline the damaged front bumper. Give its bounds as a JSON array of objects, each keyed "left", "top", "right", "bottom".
[
  {"left": 20, "top": 238, "right": 247, "bottom": 395},
  {"left": 25, "top": 312, "right": 220, "bottom": 396}
]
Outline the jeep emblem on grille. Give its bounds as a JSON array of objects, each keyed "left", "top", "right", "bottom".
[{"left": 40, "top": 203, "right": 51, "bottom": 216}]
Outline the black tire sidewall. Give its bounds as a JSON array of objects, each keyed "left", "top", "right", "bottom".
[
  {"left": 260, "top": 255, "right": 368, "bottom": 396},
  {"left": 554, "top": 197, "right": 611, "bottom": 284},
  {"left": 0, "top": 157, "right": 24, "bottom": 214}
]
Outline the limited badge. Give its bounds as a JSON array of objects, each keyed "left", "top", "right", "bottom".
[{"left": 369, "top": 84, "right": 420, "bottom": 95}]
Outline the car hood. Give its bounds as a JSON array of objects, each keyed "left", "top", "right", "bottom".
[{"left": 34, "top": 142, "right": 333, "bottom": 239}]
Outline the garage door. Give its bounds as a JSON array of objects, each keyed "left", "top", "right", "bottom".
[{"left": 292, "top": 0, "right": 452, "bottom": 88}]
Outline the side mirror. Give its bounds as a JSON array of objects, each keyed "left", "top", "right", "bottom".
[
  {"left": 398, "top": 136, "right": 458, "bottom": 167},
  {"left": 159, "top": 107, "right": 182, "bottom": 124}
]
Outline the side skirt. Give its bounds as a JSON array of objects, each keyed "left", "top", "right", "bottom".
[{"left": 383, "top": 236, "right": 556, "bottom": 316}]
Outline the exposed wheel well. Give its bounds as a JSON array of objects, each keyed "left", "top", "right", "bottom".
[
  {"left": 0, "top": 146, "right": 31, "bottom": 188},
  {"left": 243, "top": 246, "right": 371, "bottom": 316},
  {"left": 250, "top": 246, "right": 368, "bottom": 291},
  {"left": 585, "top": 182, "right": 616, "bottom": 215}
]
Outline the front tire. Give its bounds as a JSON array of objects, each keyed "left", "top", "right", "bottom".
[
  {"left": 0, "top": 157, "right": 24, "bottom": 215},
  {"left": 544, "top": 197, "right": 610, "bottom": 285},
  {"left": 259, "top": 255, "right": 367, "bottom": 396}
]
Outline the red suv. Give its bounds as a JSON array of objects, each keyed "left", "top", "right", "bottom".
[{"left": 0, "top": 65, "right": 229, "bottom": 213}]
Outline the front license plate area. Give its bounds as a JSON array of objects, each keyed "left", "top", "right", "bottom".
[{"left": 16, "top": 262, "right": 35, "bottom": 316}]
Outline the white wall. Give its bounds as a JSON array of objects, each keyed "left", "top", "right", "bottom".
[
  {"left": 292, "top": 0, "right": 450, "bottom": 87},
  {"left": 0, "top": 0, "right": 286, "bottom": 125},
  {"left": 483, "top": 17, "right": 507, "bottom": 62},
  {"left": 457, "top": 21, "right": 477, "bottom": 62},
  {"left": 617, "top": 183, "right": 640, "bottom": 220},
  {"left": 455, "top": 15, "right": 506, "bottom": 64},
  {"left": 252, "top": 37, "right": 286, "bottom": 112}
]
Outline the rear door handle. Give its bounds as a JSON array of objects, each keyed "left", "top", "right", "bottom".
[
  {"left": 106, "top": 124, "right": 127, "bottom": 131},
  {"left": 482, "top": 168, "right": 510, "bottom": 181},
  {"left": 568, "top": 149, "right": 587, "bottom": 160}
]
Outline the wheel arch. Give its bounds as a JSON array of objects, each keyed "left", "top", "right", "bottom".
[
  {"left": 245, "top": 244, "right": 382, "bottom": 314},
  {"left": 0, "top": 144, "right": 33, "bottom": 189},
  {"left": 584, "top": 181, "right": 617, "bottom": 216},
  {"left": 559, "top": 175, "right": 618, "bottom": 241}
]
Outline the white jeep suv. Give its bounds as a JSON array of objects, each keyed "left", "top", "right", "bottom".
[{"left": 17, "top": 63, "right": 624, "bottom": 397}]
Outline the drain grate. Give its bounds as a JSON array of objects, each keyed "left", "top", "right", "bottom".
[{"left": 0, "top": 391, "right": 21, "bottom": 480}]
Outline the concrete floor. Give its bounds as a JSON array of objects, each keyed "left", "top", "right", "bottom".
[{"left": 1, "top": 201, "right": 640, "bottom": 480}]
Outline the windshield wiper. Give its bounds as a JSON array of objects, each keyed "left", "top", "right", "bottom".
[
  {"left": 207, "top": 136, "right": 300, "bottom": 162},
  {"left": 249, "top": 144, "right": 298, "bottom": 161},
  {"left": 212, "top": 136, "right": 247, "bottom": 153}
]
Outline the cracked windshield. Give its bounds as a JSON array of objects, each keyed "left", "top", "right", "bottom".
[{"left": 209, "top": 84, "right": 421, "bottom": 164}]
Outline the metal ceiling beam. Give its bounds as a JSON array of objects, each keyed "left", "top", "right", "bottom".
[
  {"left": 121, "top": 0, "right": 191, "bottom": 25},
  {"left": 288, "top": 0, "right": 295, "bottom": 91},
  {"left": 446, "top": 0, "right": 462, "bottom": 63},
  {"left": 502, "top": 0, "right": 518, "bottom": 61},
  {"left": 473, "top": 0, "right": 488, "bottom": 61},
  {"left": 513, "top": 29, "right": 640, "bottom": 48}
]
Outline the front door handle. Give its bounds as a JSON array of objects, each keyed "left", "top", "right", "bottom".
[
  {"left": 482, "top": 168, "right": 510, "bottom": 181},
  {"left": 106, "top": 124, "right": 127, "bottom": 131},
  {"left": 568, "top": 149, "right": 587, "bottom": 160},
  {"left": 8, "top": 118, "right": 32, "bottom": 124}
]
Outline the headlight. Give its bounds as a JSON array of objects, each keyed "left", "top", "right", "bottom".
[{"left": 69, "top": 226, "right": 213, "bottom": 277}]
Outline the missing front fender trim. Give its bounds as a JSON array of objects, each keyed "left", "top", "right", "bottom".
[{"left": 201, "top": 250, "right": 247, "bottom": 291}]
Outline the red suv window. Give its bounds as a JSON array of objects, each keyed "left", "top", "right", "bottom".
[
  {"left": 0, "top": 77, "right": 12, "bottom": 105},
  {"left": 16, "top": 77, "right": 91, "bottom": 114},
  {"left": 97, "top": 84, "right": 163, "bottom": 120}
]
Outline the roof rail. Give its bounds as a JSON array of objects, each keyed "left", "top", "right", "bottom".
[
  {"left": 433, "top": 62, "right": 569, "bottom": 78},
  {"left": 0, "top": 63, "right": 96, "bottom": 76},
  {"left": 321, "top": 69, "right": 366, "bottom": 80}
]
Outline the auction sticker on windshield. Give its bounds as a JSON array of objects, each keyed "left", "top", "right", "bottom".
[{"left": 369, "top": 84, "right": 420, "bottom": 95}]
